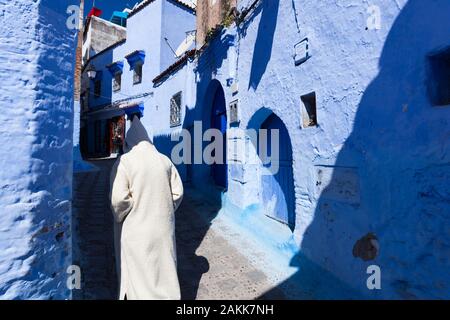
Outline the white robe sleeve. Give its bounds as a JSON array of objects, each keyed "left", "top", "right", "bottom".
[
  {"left": 170, "top": 163, "right": 184, "bottom": 211},
  {"left": 110, "top": 160, "right": 134, "bottom": 223}
]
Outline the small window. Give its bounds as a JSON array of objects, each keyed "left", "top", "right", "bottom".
[
  {"left": 133, "top": 63, "right": 143, "bottom": 85},
  {"left": 427, "top": 48, "right": 450, "bottom": 106},
  {"left": 113, "top": 72, "right": 122, "bottom": 92},
  {"left": 229, "top": 100, "right": 239, "bottom": 124},
  {"left": 301, "top": 92, "right": 317, "bottom": 127},
  {"left": 94, "top": 80, "right": 101, "bottom": 98},
  {"left": 170, "top": 92, "right": 182, "bottom": 127}
]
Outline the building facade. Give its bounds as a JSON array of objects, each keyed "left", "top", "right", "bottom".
[
  {"left": 81, "top": 0, "right": 450, "bottom": 299},
  {"left": 80, "top": 0, "right": 196, "bottom": 160}
]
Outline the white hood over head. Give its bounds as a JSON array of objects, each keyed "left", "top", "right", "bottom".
[{"left": 124, "top": 116, "right": 152, "bottom": 152}]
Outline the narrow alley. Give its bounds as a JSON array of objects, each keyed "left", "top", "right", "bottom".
[
  {"left": 1, "top": 0, "right": 449, "bottom": 302},
  {"left": 72, "top": 160, "right": 291, "bottom": 300}
]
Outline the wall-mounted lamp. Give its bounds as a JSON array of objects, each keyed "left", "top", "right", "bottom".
[{"left": 86, "top": 64, "right": 97, "bottom": 80}]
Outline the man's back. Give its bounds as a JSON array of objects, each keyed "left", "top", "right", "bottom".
[{"left": 110, "top": 117, "right": 183, "bottom": 300}]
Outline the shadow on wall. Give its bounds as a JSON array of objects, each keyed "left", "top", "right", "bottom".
[
  {"left": 262, "top": 0, "right": 450, "bottom": 299},
  {"left": 170, "top": 30, "right": 239, "bottom": 299},
  {"left": 190, "top": 30, "right": 235, "bottom": 195},
  {"left": 160, "top": 112, "right": 224, "bottom": 300},
  {"left": 247, "top": 0, "right": 280, "bottom": 90}
]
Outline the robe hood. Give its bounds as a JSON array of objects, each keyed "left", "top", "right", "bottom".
[{"left": 124, "top": 116, "right": 152, "bottom": 152}]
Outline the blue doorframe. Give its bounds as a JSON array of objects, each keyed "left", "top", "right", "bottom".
[
  {"left": 211, "top": 86, "right": 228, "bottom": 189},
  {"left": 260, "top": 113, "right": 295, "bottom": 229}
]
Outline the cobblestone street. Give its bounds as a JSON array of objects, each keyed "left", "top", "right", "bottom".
[
  {"left": 175, "top": 189, "right": 285, "bottom": 300},
  {"left": 72, "top": 160, "right": 295, "bottom": 300},
  {"left": 72, "top": 160, "right": 117, "bottom": 300}
]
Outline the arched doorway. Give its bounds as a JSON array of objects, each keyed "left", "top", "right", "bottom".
[
  {"left": 210, "top": 85, "right": 227, "bottom": 188},
  {"left": 260, "top": 113, "right": 295, "bottom": 230}
]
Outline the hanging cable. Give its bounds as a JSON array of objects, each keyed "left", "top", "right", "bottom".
[{"left": 291, "top": 0, "right": 301, "bottom": 34}]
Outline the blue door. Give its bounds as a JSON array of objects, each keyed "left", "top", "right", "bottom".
[
  {"left": 211, "top": 87, "right": 228, "bottom": 188},
  {"left": 260, "top": 113, "right": 295, "bottom": 229}
]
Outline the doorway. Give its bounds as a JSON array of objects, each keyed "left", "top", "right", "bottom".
[
  {"left": 260, "top": 113, "right": 295, "bottom": 229},
  {"left": 210, "top": 85, "right": 228, "bottom": 189}
]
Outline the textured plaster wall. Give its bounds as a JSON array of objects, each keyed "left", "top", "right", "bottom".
[
  {"left": 226, "top": 0, "right": 450, "bottom": 299},
  {"left": 188, "top": 0, "right": 450, "bottom": 299},
  {"left": 0, "top": 0, "right": 76, "bottom": 299}
]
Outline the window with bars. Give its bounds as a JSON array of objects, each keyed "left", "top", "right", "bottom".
[
  {"left": 133, "top": 63, "right": 143, "bottom": 85},
  {"left": 113, "top": 72, "right": 122, "bottom": 92},
  {"left": 170, "top": 92, "right": 182, "bottom": 127}
]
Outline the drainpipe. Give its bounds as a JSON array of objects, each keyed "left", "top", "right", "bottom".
[{"left": 74, "top": 0, "right": 84, "bottom": 102}]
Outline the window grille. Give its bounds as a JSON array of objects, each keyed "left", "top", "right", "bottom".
[
  {"left": 113, "top": 72, "right": 122, "bottom": 92},
  {"left": 170, "top": 92, "right": 182, "bottom": 127}
]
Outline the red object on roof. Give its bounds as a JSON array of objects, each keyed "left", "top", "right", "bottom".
[{"left": 87, "top": 7, "right": 102, "bottom": 18}]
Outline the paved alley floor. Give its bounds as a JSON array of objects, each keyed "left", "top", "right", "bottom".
[
  {"left": 72, "top": 160, "right": 117, "bottom": 300},
  {"left": 72, "top": 160, "right": 311, "bottom": 300},
  {"left": 175, "top": 189, "right": 286, "bottom": 300}
]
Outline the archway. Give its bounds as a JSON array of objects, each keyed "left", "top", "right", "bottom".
[
  {"left": 210, "top": 84, "right": 227, "bottom": 188},
  {"left": 259, "top": 112, "right": 295, "bottom": 230}
]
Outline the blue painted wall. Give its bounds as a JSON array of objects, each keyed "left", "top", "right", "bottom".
[
  {"left": 113, "top": 0, "right": 163, "bottom": 103},
  {"left": 224, "top": 0, "right": 450, "bottom": 299},
  {"left": 87, "top": 49, "right": 115, "bottom": 110},
  {"left": 0, "top": 0, "right": 76, "bottom": 299},
  {"left": 182, "top": 0, "right": 450, "bottom": 299},
  {"left": 160, "top": 0, "right": 196, "bottom": 72}
]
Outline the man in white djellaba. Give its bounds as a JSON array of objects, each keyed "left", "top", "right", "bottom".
[{"left": 110, "top": 114, "right": 184, "bottom": 300}]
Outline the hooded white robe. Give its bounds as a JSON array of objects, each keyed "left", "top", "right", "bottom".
[{"left": 110, "top": 117, "right": 183, "bottom": 300}]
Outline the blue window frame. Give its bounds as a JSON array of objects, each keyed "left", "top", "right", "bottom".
[
  {"left": 125, "top": 51, "right": 145, "bottom": 85},
  {"left": 107, "top": 61, "right": 124, "bottom": 92}
]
